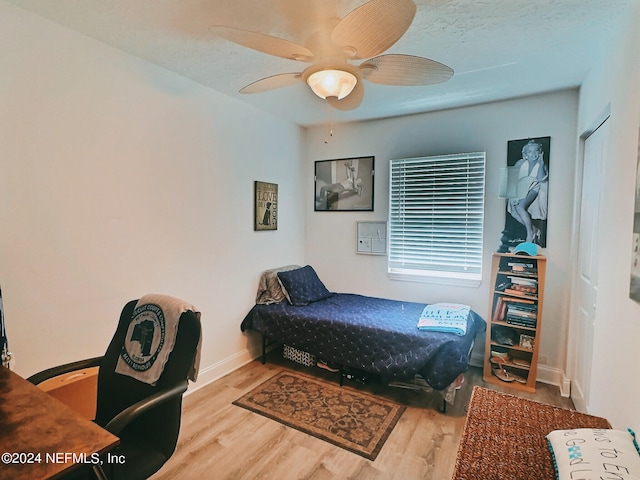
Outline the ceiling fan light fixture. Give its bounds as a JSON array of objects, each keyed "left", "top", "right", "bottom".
[{"left": 306, "top": 69, "right": 357, "bottom": 100}]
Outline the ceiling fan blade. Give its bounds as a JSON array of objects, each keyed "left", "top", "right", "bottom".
[
  {"left": 211, "top": 26, "right": 313, "bottom": 61},
  {"left": 360, "top": 54, "right": 454, "bottom": 86},
  {"left": 331, "top": 0, "right": 416, "bottom": 59},
  {"left": 240, "top": 73, "right": 302, "bottom": 94},
  {"left": 326, "top": 80, "right": 364, "bottom": 111}
]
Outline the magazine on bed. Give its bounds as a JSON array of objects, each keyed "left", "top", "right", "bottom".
[{"left": 417, "top": 303, "right": 470, "bottom": 336}]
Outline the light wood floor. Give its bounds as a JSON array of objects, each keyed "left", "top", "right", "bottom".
[{"left": 151, "top": 351, "right": 573, "bottom": 480}]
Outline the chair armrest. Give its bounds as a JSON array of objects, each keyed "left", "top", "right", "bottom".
[
  {"left": 103, "top": 380, "right": 189, "bottom": 435},
  {"left": 26, "top": 356, "right": 103, "bottom": 385}
]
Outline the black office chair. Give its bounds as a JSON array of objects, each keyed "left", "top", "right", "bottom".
[{"left": 28, "top": 298, "right": 201, "bottom": 480}]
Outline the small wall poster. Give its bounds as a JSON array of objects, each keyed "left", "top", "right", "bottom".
[
  {"left": 255, "top": 181, "right": 278, "bottom": 231},
  {"left": 500, "top": 136, "right": 550, "bottom": 250}
]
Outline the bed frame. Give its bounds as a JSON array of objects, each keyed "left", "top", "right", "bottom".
[
  {"left": 257, "top": 333, "right": 474, "bottom": 413},
  {"left": 244, "top": 266, "right": 485, "bottom": 413}
]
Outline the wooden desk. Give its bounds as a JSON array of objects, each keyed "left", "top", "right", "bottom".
[{"left": 0, "top": 366, "right": 119, "bottom": 480}]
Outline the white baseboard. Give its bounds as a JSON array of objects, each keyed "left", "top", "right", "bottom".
[
  {"left": 188, "top": 348, "right": 573, "bottom": 399},
  {"left": 185, "top": 348, "right": 255, "bottom": 395},
  {"left": 536, "top": 364, "right": 571, "bottom": 397}
]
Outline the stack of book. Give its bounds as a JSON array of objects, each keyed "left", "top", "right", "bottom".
[
  {"left": 507, "top": 260, "right": 537, "bottom": 275},
  {"left": 506, "top": 301, "right": 537, "bottom": 328},
  {"left": 504, "top": 276, "right": 538, "bottom": 296}
]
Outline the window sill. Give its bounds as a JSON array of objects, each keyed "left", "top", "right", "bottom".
[{"left": 387, "top": 271, "right": 482, "bottom": 288}]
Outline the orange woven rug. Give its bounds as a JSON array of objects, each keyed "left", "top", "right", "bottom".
[
  {"left": 452, "top": 386, "right": 611, "bottom": 480},
  {"left": 233, "top": 370, "right": 405, "bottom": 460}
]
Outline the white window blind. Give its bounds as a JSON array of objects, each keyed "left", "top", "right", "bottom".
[{"left": 388, "top": 153, "right": 486, "bottom": 283}]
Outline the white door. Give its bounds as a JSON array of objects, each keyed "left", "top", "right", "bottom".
[{"left": 571, "top": 118, "right": 609, "bottom": 412}]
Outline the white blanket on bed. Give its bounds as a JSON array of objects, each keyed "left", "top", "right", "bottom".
[{"left": 417, "top": 303, "right": 470, "bottom": 336}]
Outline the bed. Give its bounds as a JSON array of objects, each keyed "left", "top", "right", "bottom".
[{"left": 241, "top": 265, "right": 485, "bottom": 408}]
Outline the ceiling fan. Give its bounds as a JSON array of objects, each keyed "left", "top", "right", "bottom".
[{"left": 210, "top": 0, "right": 454, "bottom": 111}]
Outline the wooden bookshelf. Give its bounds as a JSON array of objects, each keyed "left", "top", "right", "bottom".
[{"left": 483, "top": 252, "right": 546, "bottom": 392}]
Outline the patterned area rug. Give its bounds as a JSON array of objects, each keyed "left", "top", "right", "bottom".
[
  {"left": 452, "top": 386, "right": 611, "bottom": 480},
  {"left": 233, "top": 370, "right": 406, "bottom": 460}
]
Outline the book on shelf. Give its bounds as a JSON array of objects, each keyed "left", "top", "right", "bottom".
[
  {"left": 494, "top": 300, "right": 536, "bottom": 324},
  {"left": 504, "top": 287, "right": 537, "bottom": 296},
  {"left": 492, "top": 297, "right": 507, "bottom": 323},
  {"left": 507, "top": 316, "right": 537, "bottom": 328},
  {"left": 496, "top": 275, "right": 538, "bottom": 296},
  {"left": 507, "top": 276, "right": 538, "bottom": 289},
  {"left": 504, "top": 297, "right": 537, "bottom": 326},
  {"left": 510, "top": 269, "right": 538, "bottom": 276},
  {"left": 506, "top": 309, "right": 537, "bottom": 320},
  {"left": 509, "top": 276, "right": 537, "bottom": 284},
  {"left": 502, "top": 296, "right": 535, "bottom": 305},
  {"left": 506, "top": 261, "right": 537, "bottom": 275},
  {"left": 507, "top": 261, "right": 534, "bottom": 268},
  {"left": 506, "top": 302, "right": 537, "bottom": 314},
  {"left": 506, "top": 311, "right": 537, "bottom": 321}
]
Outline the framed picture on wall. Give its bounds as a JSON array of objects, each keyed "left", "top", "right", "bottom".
[
  {"left": 314, "top": 156, "right": 374, "bottom": 211},
  {"left": 500, "top": 136, "right": 550, "bottom": 250},
  {"left": 254, "top": 181, "right": 278, "bottom": 231}
]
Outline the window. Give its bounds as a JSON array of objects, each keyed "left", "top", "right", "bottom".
[{"left": 388, "top": 152, "right": 486, "bottom": 285}]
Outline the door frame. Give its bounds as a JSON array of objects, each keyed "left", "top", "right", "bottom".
[{"left": 567, "top": 107, "right": 610, "bottom": 412}]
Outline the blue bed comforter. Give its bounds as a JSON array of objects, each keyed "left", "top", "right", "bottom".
[{"left": 241, "top": 293, "right": 485, "bottom": 390}]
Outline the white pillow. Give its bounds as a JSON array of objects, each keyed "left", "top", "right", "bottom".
[{"left": 546, "top": 428, "right": 640, "bottom": 480}]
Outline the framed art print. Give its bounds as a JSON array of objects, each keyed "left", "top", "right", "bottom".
[
  {"left": 254, "top": 181, "right": 277, "bottom": 231},
  {"left": 500, "top": 136, "right": 550, "bottom": 249},
  {"left": 519, "top": 334, "right": 535, "bottom": 350},
  {"left": 314, "top": 156, "right": 374, "bottom": 211}
]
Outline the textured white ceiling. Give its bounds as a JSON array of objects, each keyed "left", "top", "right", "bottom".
[{"left": 6, "top": 0, "right": 632, "bottom": 126}]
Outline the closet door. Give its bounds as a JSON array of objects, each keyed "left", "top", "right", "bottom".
[{"left": 572, "top": 117, "right": 609, "bottom": 412}]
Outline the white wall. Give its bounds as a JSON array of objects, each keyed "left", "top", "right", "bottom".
[
  {"left": 0, "top": 1, "right": 306, "bottom": 382},
  {"left": 574, "top": 0, "right": 640, "bottom": 431},
  {"left": 304, "top": 90, "right": 579, "bottom": 388},
  {"left": 3, "top": 0, "right": 639, "bottom": 433}
]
